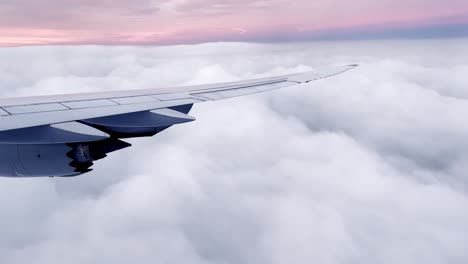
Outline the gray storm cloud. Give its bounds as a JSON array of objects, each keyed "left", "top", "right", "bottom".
[{"left": 0, "top": 39, "right": 468, "bottom": 263}]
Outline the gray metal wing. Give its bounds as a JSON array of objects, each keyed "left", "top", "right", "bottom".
[{"left": 0, "top": 65, "right": 357, "bottom": 140}]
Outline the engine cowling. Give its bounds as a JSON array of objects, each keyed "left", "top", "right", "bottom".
[
  {"left": 0, "top": 105, "right": 194, "bottom": 177},
  {"left": 0, "top": 139, "right": 130, "bottom": 177}
]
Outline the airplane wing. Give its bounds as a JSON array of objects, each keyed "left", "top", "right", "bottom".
[{"left": 0, "top": 65, "right": 356, "bottom": 177}]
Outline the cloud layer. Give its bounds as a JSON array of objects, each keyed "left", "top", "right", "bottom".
[{"left": 0, "top": 39, "right": 468, "bottom": 263}]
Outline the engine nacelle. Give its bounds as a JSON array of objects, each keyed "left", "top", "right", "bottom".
[{"left": 0, "top": 139, "right": 130, "bottom": 177}]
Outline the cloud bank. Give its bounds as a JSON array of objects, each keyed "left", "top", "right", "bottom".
[{"left": 0, "top": 39, "right": 468, "bottom": 263}]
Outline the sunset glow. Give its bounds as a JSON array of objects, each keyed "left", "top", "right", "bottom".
[{"left": 1, "top": 0, "right": 467, "bottom": 46}]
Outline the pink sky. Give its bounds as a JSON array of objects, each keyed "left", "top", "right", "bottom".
[{"left": 0, "top": 0, "right": 467, "bottom": 46}]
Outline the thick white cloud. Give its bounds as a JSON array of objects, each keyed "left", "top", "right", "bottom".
[{"left": 0, "top": 39, "right": 468, "bottom": 263}]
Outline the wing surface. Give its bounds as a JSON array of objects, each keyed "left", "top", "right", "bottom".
[{"left": 0, "top": 65, "right": 356, "bottom": 134}]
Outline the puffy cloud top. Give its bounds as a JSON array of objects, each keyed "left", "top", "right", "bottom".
[{"left": 0, "top": 39, "right": 468, "bottom": 263}]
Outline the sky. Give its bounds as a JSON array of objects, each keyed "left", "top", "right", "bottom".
[
  {"left": 0, "top": 39, "right": 467, "bottom": 263},
  {"left": 0, "top": 0, "right": 468, "bottom": 46},
  {"left": 1, "top": 0, "right": 468, "bottom": 263}
]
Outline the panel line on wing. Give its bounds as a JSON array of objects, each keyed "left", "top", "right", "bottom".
[
  {"left": 108, "top": 96, "right": 160, "bottom": 105},
  {"left": 186, "top": 79, "right": 288, "bottom": 94},
  {"left": 0, "top": 108, "right": 11, "bottom": 115},
  {"left": 3, "top": 103, "right": 70, "bottom": 114},
  {"left": 190, "top": 80, "right": 295, "bottom": 100},
  {"left": 62, "top": 99, "right": 119, "bottom": 109}
]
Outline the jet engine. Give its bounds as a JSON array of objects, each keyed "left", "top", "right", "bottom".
[
  {"left": 0, "top": 105, "right": 195, "bottom": 177},
  {"left": 0, "top": 139, "right": 130, "bottom": 177}
]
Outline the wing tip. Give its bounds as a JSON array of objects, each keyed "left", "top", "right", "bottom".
[{"left": 286, "top": 64, "right": 358, "bottom": 83}]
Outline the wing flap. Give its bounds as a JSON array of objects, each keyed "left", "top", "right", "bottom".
[
  {"left": 109, "top": 96, "right": 159, "bottom": 104},
  {"left": 83, "top": 108, "right": 195, "bottom": 128},
  {"left": 62, "top": 99, "right": 118, "bottom": 109}
]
